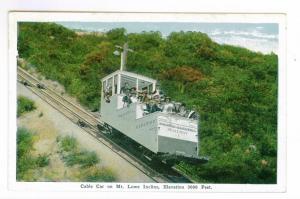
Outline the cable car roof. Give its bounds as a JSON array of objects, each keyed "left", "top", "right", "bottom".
[{"left": 101, "top": 70, "right": 157, "bottom": 84}]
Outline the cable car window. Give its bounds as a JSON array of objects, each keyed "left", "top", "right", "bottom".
[
  {"left": 120, "top": 75, "right": 136, "bottom": 95},
  {"left": 138, "top": 79, "right": 153, "bottom": 94}
]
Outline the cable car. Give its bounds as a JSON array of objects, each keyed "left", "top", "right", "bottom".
[{"left": 100, "top": 43, "right": 201, "bottom": 164}]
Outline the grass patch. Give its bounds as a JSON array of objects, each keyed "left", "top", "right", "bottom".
[
  {"left": 17, "top": 128, "right": 49, "bottom": 181},
  {"left": 82, "top": 166, "right": 116, "bottom": 182},
  {"left": 35, "top": 154, "right": 50, "bottom": 167},
  {"left": 59, "top": 135, "right": 78, "bottom": 152},
  {"left": 58, "top": 136, "right": 99, "bottom": 168},
  {"left": 62, "top": 150, "right": 99, "bottom": 168},
  {"left": 58, "top": 135, "right": 116, "bottom": 181},
  {"left": 17, "top": 96, "right": 36, "bottom": 117}
]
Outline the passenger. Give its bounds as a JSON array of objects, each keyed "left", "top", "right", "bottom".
[
  {"left": 151, "top": 102, "right": 162, "bottom": 113},
  {"left": 137, "top": 91, "right": 143, "bottom": 102},
  {"left": 148, "top": 101, "right": 156, "bottom": 113},
  {"left": 104, "top": 85, "right": 111, "bottom": 103},
  {"left": 121, "top": 82, "right": 130, "bottom": 96},
  {"left": 141, "top": 104, "right": 148, "bottom": 116},
  {"left": 140, "top": 89, "right": 149, "bottom": 103},
  {"left": 159, "top": 90, "right": 165, "bottom": 102},
  {"left": 173, "top": 102, "right": 183, "bottom": 113},
  {"left": 120, "top": 83, "right": 133, "bottom": 107},
  {"left": 122, "top": 95, "right": 132, "bottom": 107},
  {"left": 151, "top": 87, "right": 160, "bottom": 101},
  {"left": 158, "top": 101, "right": 164, "bottom": 111},
  {"left": 151, "top": 85, "right": 165, "bottom": 103},
  {"left": 131, "top": 93, "right": 138, "bottom": 104},
  {"left": 187, "top": 105, "right": 200, "bottom": 120},
  {"left": 178, "top": 103, "right": 187, "bottom": 117},
  {"left": 130, "top": 87, "right": 137, "bottom": 97},
  {"left": 144, "top": 103, "right": 151, "bottom": 114},
  {"left": 162, "top": 97, "right": 175, "bottom": 113}
]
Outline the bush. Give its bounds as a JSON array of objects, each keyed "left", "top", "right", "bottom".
[
  {"left": 16, "top": 128, "right": 49, "bottom": 180},
  {"left": 57, "top": 135, "right": 116, "bottom": 181},
  {"left": 83, "top": 166, "right": 116, "bottom": 182},
  {"left": 58, "top": 136, "right": 99, "bottom": 168},
  {"left": 35, "top": 154, "right": 50, "bottom": 167},
  {"left": 17, "top": 128, "right": 34, "bottom": 157},
  {"left": 17, "top": 128, "right": 35, "bottom": 180},
  {"left": 17, "top": 96, "right": 36, "bottom": 117},
  {"left": 59, "top": 135, "right": 78, "bottom": 152},
  {"left": 62, "top": 150, "right": 99, "bottom": 168},
  {"left": 57, "top": 136, "right": 117, "bottom": 181}
]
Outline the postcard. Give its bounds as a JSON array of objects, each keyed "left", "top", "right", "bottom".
[{"left": 8, "top": 11, "right": 286, "bottom": 193}]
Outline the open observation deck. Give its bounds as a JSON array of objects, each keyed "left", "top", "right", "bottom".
[{"left": 102, "top": 70, "right": 157, "bottom": 96}]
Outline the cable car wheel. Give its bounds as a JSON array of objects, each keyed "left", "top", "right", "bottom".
[{"left": 103, "top": 123, "right": 113, "bottom": 134}]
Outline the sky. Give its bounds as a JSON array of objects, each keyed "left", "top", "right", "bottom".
[{"left": 58, "top": 22, "right": 278, "bottom": 54}]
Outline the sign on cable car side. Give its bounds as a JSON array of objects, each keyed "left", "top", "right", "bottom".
[{"left": 157, "top": 115, "right": 198, "bottom": 143}]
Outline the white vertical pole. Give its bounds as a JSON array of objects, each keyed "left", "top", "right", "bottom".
[
  {"left": 102, "top": 80, "right": 107, "bottom": 101},
  {"left": 153, "top": 82, "right": 156, "bottom": 92},
  {"left": 136, "top": 78, "right": 139, "bottom": 93},
  {"left": 118, "top": 43, "right": 132, "bottom": 71},
  {"left": 117, "top": 73, "right": 121, "bottom": 94},
  {"left": 112, "top": 75, "right": 115, "bottom": 95},
  {"left": 101, "top": 81, "right": 104, "bottom": 102},
  {"left": 120, "top": 52, "right": 124, "bottom": 71},
  {"left": 123, "top": 43, "right": 128, "bottom": 71}
]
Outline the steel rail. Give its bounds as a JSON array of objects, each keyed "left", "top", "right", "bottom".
[{"left": 17, "top": 67, "right": 100, "bottom": 124}]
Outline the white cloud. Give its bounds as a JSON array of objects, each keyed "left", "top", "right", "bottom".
[
  {"left": 211, "top": 35, "right": 278, "bottom": 54},
  {"left": 209, "top": 30, "right": 277, "bottom": 40}
]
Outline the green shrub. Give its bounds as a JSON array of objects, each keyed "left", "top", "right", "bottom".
[
  {"left": 58, "top": 136, "right": 99, "bottom": 168},
  {"left": 62, "top": 150, "right": 99, "bottom": 168},
  {"left": 17, "top": 96, "right": 36, "bottom": 117},
  {"left": 59, "top": 135, "right": 78, "bottom": 152},
  {"left": 17, "top": 128, "right": 34, "bottom": 158},
  {"left": 16, "top": 128, "right": 49, "bottom": 180},
  {"left": 35, "top": 154, "right": 50, "bottom": 167},
  {"left": 17, "top": 128, "right": 36, "bottom": 180},
  {"left": 57, "top": 135, "right": 116, "bottom": 181},
  {"left": 84, "top": 167, "right": 116, "bottom": 182}
]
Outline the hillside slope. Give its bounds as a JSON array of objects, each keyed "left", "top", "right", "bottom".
[{"left": 18, "top": 22, "right": 278, "bottom": 183}]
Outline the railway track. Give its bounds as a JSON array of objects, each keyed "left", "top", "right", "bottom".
[{"left": 17, "top": 67, "right": 190, "bottom": 183}]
